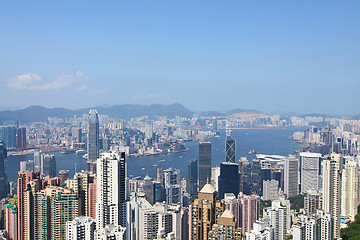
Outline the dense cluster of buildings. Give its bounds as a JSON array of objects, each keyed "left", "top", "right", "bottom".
[{"left": 0, "top": 110, "right": 360, "bottom": 239}]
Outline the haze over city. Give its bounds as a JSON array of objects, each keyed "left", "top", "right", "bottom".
[{"left": 1, "top": 1, "right": 359, "bottom": 114}]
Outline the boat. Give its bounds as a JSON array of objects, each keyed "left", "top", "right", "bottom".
[
  {"left": 159, "top": 159, "right": 165, "bottom": 162},
  {"left": 83, "top": 153, "right": 88, "bottom": 159},
  {"left": 61, "top": 149, "right": 76, "bottom": 154},
  {"left": 152, "top": 164, "right": 158, "bottom": 167},
  {"left": 248, "top": 149, "right": 257, "bottom": 154},
  {"left": 141, "top": 168, "right": 145, "bottom": 171},
  {"left": 75, "top": 150, "right": 87, "bottom": 155}
]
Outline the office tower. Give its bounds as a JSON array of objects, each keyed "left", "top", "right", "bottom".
[
  {"left": 87, "top": 109, "right": 99, "bottom": 172},
  {"left": 6, "top": 204, "right": 17, "bottom": 240},
  {"left": 96, "top": 152, "right": 126, "bottom": 229},
  {"left": 211, "top": 166, "right": 220, "bottom": 192},
  {"left": 239, "top": 158, "right": 251, "bottom": 195},
  {"left": 187, "top": 159, "right": 198, "bottom": 196},
  {"left": 95, "top": 224, "right": 126, "bottom": 239},
  {"left": 17, "top": 171, "right": 40, "bottom": 240},
  {"left": 208, "top": 210, "right": 243, "bottom": 239},
  {"left": 284, "top": 156, "right": 299, "bottom": 198},
  {"left": 77, "top": 128, "right": 83, "bottom": 143},
  {"left": 198, "top": 142, "right": 211, "bottom": 190},
  {"left": 145, "top": 123, "right": 153, "bottom": 139},
  {"left": 181, "top": 208, "right": 189, "bottom": 240},
  {"left": 20, "top": 160, "right": 34, "bottom": 172},
  {"left": 157, "top": 168, "right": 165, "bottom": 202},
  {"left": 143, "top": 175, "right": 155, "bottom": 205},
  {"left": 16, "top": 127, "right": 26, "bottom": 149},
  {"left": 262, "top": 179, "right": 279, "bottom": 201},
  {"left": 103, "top": 137, "right": 111, "bottom": 151},
  {"left": 0, "top": 141, "right": 8, "bottom": 199},
  {"left": 225, "top": 135, "right": 236, "bottom": 163},
  {"left": 218, "top": 162, "right": 240, "bottom": 199},
  {"left": 190, "top": 183, "right": 225, "bottom": 239},
  {"left": 66, "top": 216, "right": 96, "bottom": 240},
  {"left": 251, "top": 159, "right": 261, "bottom": 195},
  {"left": 34, "top": 152, "right": 41, "bottom": 171},
  {"left": 163, "top": 168, "right": 183, "bottom": 205},
  {"left": 341, "top": 159, "right": 358, "bottom": 221},
  {"left": 41, "top": 153, "right": 56, "bottom": 177},
  {"left": 304, "top": 189, "right": 322, "bottom": 214},
  {"left": 322, "top": 153, "right": 342, "bottom": 238},
  {"left": 300, "top": 152, "right": 322, "bottom": 193},
  {"left": 264, "top": 199, "right": 290, "bottom": 240},
  {"left": 0, "top": 126, "right": 16, "bottom": 149}
]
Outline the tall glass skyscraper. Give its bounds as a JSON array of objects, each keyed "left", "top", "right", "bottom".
[
  {"left": 225, "top": 135, "right": 236, "bottom": 163},
  {"left": 0, "top": 126, "right": 16, "bottom": 149},
  {"left": 218, "top": 162, "right": 240, "bottom": 199},
  {"left": 87, "top": 110, "right": 99, "bottom": 172},
  {"left": 198, "top": 142, "right": 211, "bottom": 190},
  {"left": 187, "top": 159, "right": 198, "bottom": 196},
  {"left": 0, "top": 141, "right": 8, "bottom": 199}
]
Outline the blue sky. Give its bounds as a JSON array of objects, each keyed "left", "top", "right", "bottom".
[{"left": 1, "top": 1, "right": 359, "bottom": 114}]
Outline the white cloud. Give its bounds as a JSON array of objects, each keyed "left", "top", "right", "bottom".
[
  {"left": 8, "top": 73, "right": 73, "bottom": 90},
  {"left": 76, "top": 85, "right": 88, "bottom": 92},
  {"left": 29, "top": 74, "right": 73, "bottom": 90},
  {"left": 93, "top": 89, "right": 105, "bottom": 94},
  {"left": 76, "top": 70, "right": 88, "bottom": 80},
  {"left": 8, "top": 73, "right": 42, "bottom": 89}
]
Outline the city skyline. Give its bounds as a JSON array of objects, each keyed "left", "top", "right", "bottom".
[{"left": 1, "top": 1, "right": 359, "bottom": 115}]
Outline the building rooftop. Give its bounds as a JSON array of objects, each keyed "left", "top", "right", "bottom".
[
  {"left": 200, "top": 183, "right": 216, "bottom": 194},
  {"left": 221, "top": 209, "right": 234, "bottom": 219}
]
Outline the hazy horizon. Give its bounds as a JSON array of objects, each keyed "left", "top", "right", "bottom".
[{"left": 1, "top": 1, "right": 359, "bottom": 115}]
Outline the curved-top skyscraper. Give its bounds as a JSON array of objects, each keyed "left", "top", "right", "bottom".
[{"left": 87, "top": 109, "right": 99, "bottom": 173}]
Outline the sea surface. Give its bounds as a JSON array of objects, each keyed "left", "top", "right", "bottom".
[{"left": 6, "top": 128, "right": 305, "bottom": 183}]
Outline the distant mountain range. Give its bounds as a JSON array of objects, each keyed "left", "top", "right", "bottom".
[{"left": 0, "top": 104, "right": 265, "bottom": 123}]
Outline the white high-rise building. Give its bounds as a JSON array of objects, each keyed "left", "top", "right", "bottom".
[
  {"left": 300, "top": 152, "right": 322, "bottom": 193},
  {"left": 211, "top": 166, "right": 220, "bottom": 191},
  {"left": 262, "top": 180, "right": 279, "bottom": 201},
  {"left": 94, "top": 224, "right": 126, "bottom": 240},
  {"left": 292, "top": 210, "right": 333, "bottom": 240},
  {"left": 284, "top": 156, "right": 299, "bottom": 198},
  {"left": 66, "top": 216, "right": 96, "bottom": 240},
  {"left": 264, "top": 199, "right": 290, "bottom": 240},
  {"left": 322, "top": 153, "right": 342, "bottom": 239},
  {"left": 96, "top": 152, "right": 126, "bottom": 230},
  {"left": 341, "top": 159, "right": 359, "bottom": 221},
  {"left": 245, "top": 217, "right": 274, "bottom": 240},
  {"left": 163, "top": 168, "right": 183, "bottom": 205}
]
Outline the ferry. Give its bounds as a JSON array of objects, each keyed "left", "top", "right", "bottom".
[
  {"left": 75, "top": 150, "right": 87, "bottom": 155},
  {"left": 248, "top": 149, "right": 257, "bottom": 154}
]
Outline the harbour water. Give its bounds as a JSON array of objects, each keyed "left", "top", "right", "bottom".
[{"left": 6, "top": 128, "right": 305, "bottom": 183}]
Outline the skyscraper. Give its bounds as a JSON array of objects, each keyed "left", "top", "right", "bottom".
[
  {"left": 66, "top": 216, "right": 96, "bottom": 240},
  {"left": 41, "top": 153, "right": 56, "bottom": 177},
  {"left": 87, "top": 109, "right": 99, "bottom": 173},
  {"left": 16, "top": 127, "right": 26, "bottom": 149},
  {"left": 300, "top": 152, "right": 322, "bottom": 193},
  {"left": 187, "top": 159, "right": 198, "bottom": 196},
  {"left": 163, "top": 168, "right": 183, "bottom": 205},
  {"left": 225, "top": 135, "right": 236, "bottom": 163},
  {"left": 322, "top": 153, "right": 342, "bottom": 238},
  {"left": 218, "top": 162, "right": 240, "bottom": 199},
  {"left": 341, "top": 159, "right": 359, "bottom": 221},
  {"left": 96, "top": 152, "right": 126, "bottom": 229},
  {"left": 0, "top": 141, "right": 8, "bottom": 200},
  {"left": 284, "top": 156, "right": 299, "bottom": 198},
  {"left": 0, "top": 126, "right": 16, "bottom": 149},
  {"left": 198, "top": 142, "right": 211, "bottom": 190}
]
